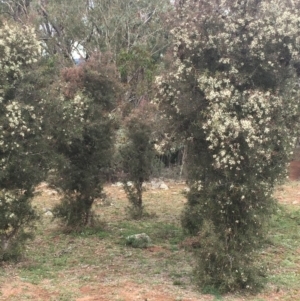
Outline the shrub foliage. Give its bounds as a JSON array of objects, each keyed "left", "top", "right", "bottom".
[
  {"left": 0, "top": 22, "right": 45, "bottom": 260},
  {"left": 120, "top": 106, "right": 156, "bottom": 218},
  {"left": 156, "top": 0, "right": 300, "bottom": 292},
  {"left": 51, "top": 55, "right": 120, "bottom": 228}
]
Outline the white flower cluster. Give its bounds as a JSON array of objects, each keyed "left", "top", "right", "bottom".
[
  {"left": 1, "top": 101, "right": 41, "bottom": 147},
  {"left": 202, "top": 88, "right": 285, "bottom": 171},
  {"left": 0, "top": 23, "right": 42, "bottom": 168},
  {"left": 60, "top": 92, "right": 91, "bottom": 140},
  {"left": 157, "top": 0, "right": 300, "bottom": 179},
  {"left": 0, "top": 23, "right": 40, "bottom": 87},
  {"left": 0, "top": 190, "right": 18, "bottom": 226}
]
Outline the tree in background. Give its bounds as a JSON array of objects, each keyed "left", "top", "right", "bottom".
[
  {"left": 0, "top": 0, "right": 32, "bottom": 22},
  {"left": 0, "top": 21, "right": 47, "bottom": 260},
  {"left": 156, "top": 0, "right": 300, "bottom": 292},
  {"left": 31, "top": 0, "right": 171, "bottom": 104}
]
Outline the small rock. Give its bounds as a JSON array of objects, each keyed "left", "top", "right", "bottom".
[
  {"left": 150, "top": 180, "right": 161, "bottom": 189},
  {"left": 44, "top": 211, "right": 53, "bottom": 217},
  {"left": 112, "top": 182, "right": 123, "bottom": 187},
  {"left": 45, "top": 189, "right": 58, "bottom": 196},
  {"left": 34, "top": 184, "right": 46, "bottom": 194},
  {"left": 126, "top": 233, "right": 151, "bottom": 248},
  {"left": 142, "top": 182, "right": 148, "bottom": 188},
  {"left": 159, "top": 183, "right": 169, "bottom": 190}
]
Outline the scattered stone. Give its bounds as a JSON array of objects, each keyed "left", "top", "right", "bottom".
[
  {"left": 150, "top": 179, "right": 161, "bottom": 189},
  {"left": 183, "top": 187, "right": 190, "bottom": 192},
  {"left": 159, "top": 182, "right": 169, "bottom": 190},
  {"left": 112, "top": 182, "right": 123, "bottom": 187},
  {"left": 45, "top": 189, "right": 58, "bottom": 196},
  {"left": 142, "top": 182, "right": 148, "bottom": 188},
  {"left": 34, "top": 182, "right": 48, "bottom": 192},
  {"left": 112, "top": 179, "right": 171, "bottom": 190},
  {"left": 95, "top": 198, "right": 113, "bottom": 207},
  {"left": 126, "top": 233, "right": 151, "bottom": 248},
  {"left": 44, "top": 211, "right": 53, "bottom": 217},
  {"left": 34, "top": 182, "right": 59, "bottom": 196}
]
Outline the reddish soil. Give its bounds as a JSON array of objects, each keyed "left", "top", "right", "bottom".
[
  {"left": 77, "top": 281, "right": 210, "bottom": 301},
  {"left": 1, "top": 278, "right": 293, "bottom": 301},
  {"left": 0, "top": 279, "right": 210, "bottom": 301},
  {"left": 0, "top": 281, "right": 52, "bottom": 300},
  {"left": 289, "top": 161, "right": 300, "bottom": 181}
]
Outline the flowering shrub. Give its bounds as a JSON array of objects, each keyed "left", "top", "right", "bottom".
[
  {"left": 0, "top": 190, "right": 37, "bottom": 260},
  {"left": 0, "top": 22, "right": 43, "bottom": 260},
  {"left": 157, "top": 0, "right": 300, "bottom": 292},
  {"left": 0, "top": 23, "right": 42, "bottom": 166},
  {"left": 51, "top": 55, "right": 119, "bottom": 227}
]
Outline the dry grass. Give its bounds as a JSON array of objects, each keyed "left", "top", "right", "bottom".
[{"left": 0, "top": 180, "right": 300, "bottom": 301}]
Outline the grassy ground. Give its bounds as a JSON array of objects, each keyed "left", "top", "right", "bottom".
[{"left": 0, "top": 180, "right": 300, "bottom": 301}]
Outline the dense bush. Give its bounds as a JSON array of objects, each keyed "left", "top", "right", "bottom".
[
  {"left": 0, "top": 191, "right": 38, "bottom": 261},
  {"left": 157, "top": 0, "right": 300, "bottom": 292},
  {"left": 51, "top": 54, "right": 120, "bottom": 228},
  {"left": 0, "top": 22, "right": 46, "bottom": 260},
  {"left": 120, "top": 106, "right": 156, "bottom": 218}
]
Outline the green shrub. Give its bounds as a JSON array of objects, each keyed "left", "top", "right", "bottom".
[
  {"left": 0, "top": 22, "right": 48, "bottom": 260},
  {"left": 51, "top": 54, "right": 120, "bottom": 228},
  {"left": 120, "top": 108, "right": 156, "bottom": 219},
  {"left": 0, "top": 191, "right": 38, "bottom": 261},
  {"left": 157, "top": 0, "right": 300, "bottom": 292}
]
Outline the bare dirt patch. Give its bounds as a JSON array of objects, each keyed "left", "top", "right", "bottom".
[
  {"left": 275, "top": 182, "right": 300, "bottom": 206},
  {"left": 289, "top": 161, "right": 300, "bottom": 181},
  {"left": 1, "top": 280, "right": 53, "bottom": 300},
  {"left": 77, "top": 281, "right": 211, "bottom": 301}
]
